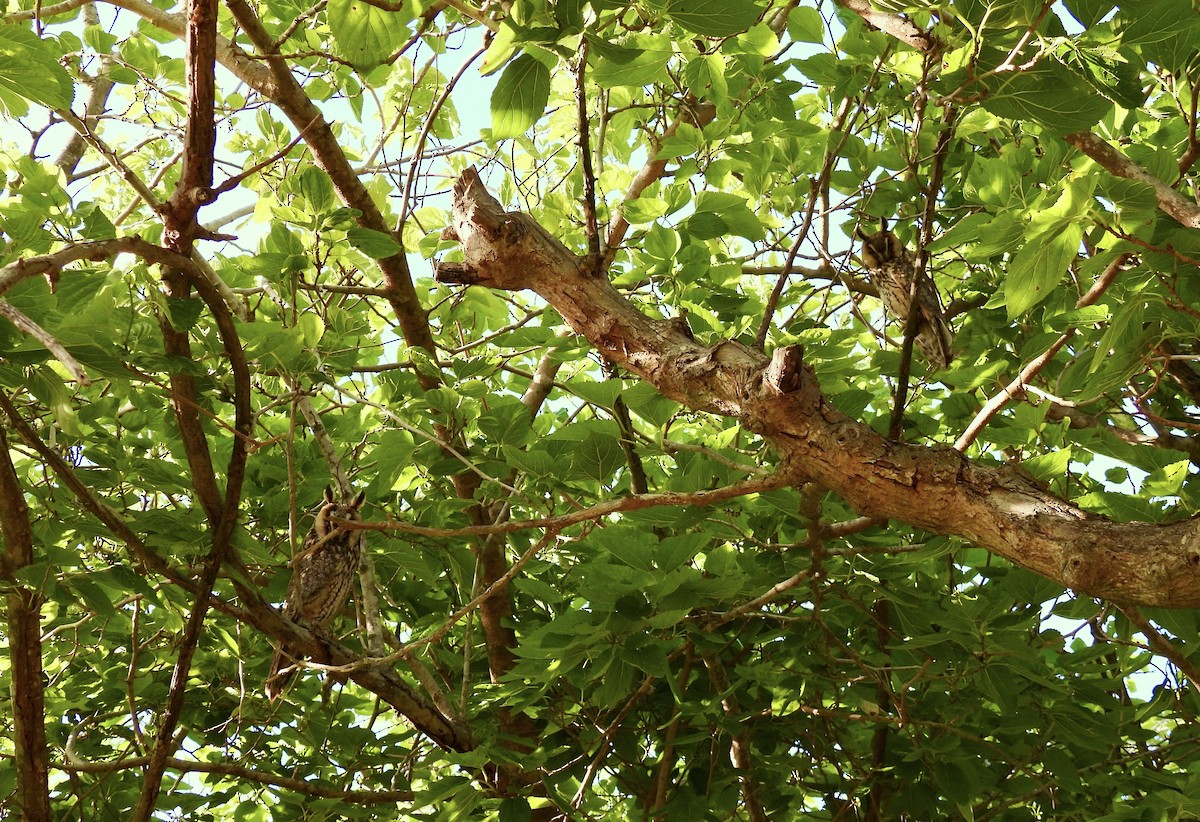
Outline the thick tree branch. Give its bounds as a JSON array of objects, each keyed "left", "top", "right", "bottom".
[
  {"left": 1066, "top": 131, "right": 1200, "bottom": 228},
  {"left": 835, "top": 0, "right": 939, "bottom": 52},
  {"left": 438, "top": 167, "right": 1200, "bottom": 608}
]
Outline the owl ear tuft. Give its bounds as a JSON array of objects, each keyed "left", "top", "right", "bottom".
[
  {"left": 323, "top": 485, "right": 335, "bottom": 504},
  {"left": 351, "top": 490, "right": 366, "bottom": 509}
]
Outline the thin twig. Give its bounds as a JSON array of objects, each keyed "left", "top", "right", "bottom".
[
  {"left": 0, "top": 300, "right": 91, "bottom": 385},
  {"left": 954, "top": 252, "right": 1130, "bottom": 451},
  {"left": 1119, "top": 605, "right": 1200, "bottom": 695}
]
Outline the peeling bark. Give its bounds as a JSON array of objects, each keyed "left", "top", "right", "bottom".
[{"left": 438, "top": 167, "right": 1200, "bottom": 609}]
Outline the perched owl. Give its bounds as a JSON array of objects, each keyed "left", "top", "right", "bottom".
[
  {"left": 855, "top": 220, "right": 954, "bottom": 371},
  {"left": 265, "top": 487, "right": 366, "bottom": 701}
]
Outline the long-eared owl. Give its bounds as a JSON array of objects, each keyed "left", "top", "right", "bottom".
[
  {"left": 855, "top": 220, "right": 954, "bottom": 371},
  {"left": 265, "top": 486, "right": 366, "bottom": 701}
]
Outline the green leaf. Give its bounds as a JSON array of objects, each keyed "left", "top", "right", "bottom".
[
  {"left": 1122, "top": 0, "right": 1200, "bottom": 72},
  {"left": 982, "top": 62, "right": 1110, "bottom": 134},
  {"left": 589, "top": 34, "right": 672, "bottom": 88},
  {"left": 590, "top": 525, "right": 656, "bottom": 571},
  {"left": 1057, "top": 47, "right": 1145, "bottom": 109},
  {"left": 1143, "top": 460, "right": 1189, "bottom": 497},
  {"left": 478, "top": 397, "right": 534, "bottom": 447},
  {"left": 690, "top": 191, "right": 763, "bottom": 240},
  {"left": 490, "top": 53, "right": 551, "bottom": 139},
  {"left": 346, "top": 226, "right": 402, "bottom": 258},
  {"left": 1062, "top": 0, "right": 1115, "bottom": 27},
  {"left": 1004, "top": 177, "right": 1095, "bottom": 318},
  {"left": 0, "top": 26, "right": 73, "bottom": 116},
  {"left": 293, "top": 166, "right": 336, "bottom": 212},
  {"left": 1005, "top": 222, "right": 1081, "bottom": 319},
  {"left": 1088, "top": 297, "right": 1150, "bottom": 375},
  {"left": 498, "top": 797, "right": 532, "bottom": 822},
  {"left": 166, "top": 296, "right": 205, "bottom": 332},
  {"left": 666, "top": 0, "right": 764, "bottom": 37},
  {"left": 326, "top": 0, "right": 412, "bottom": 67},
  {"left": 571, "top": 430, "right": 624, "bottom": 483},
  {"left": 683, "top": 54, "right": 728, "bottom": 100},
  {"left": 787, "top": 6, "right": 826, "bottom": 43},
  {"left": 77, "top": 202, "right": 117, "bottom": 240}
]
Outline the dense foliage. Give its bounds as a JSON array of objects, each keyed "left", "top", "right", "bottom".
[{"left": 2, "top": 0, "right": 1200, "bottom": 818}]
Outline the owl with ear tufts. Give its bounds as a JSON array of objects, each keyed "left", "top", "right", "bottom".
[
  {"left": 265, "top": 486, "right": 366, "bottom": 701},
  {"left": 855, "top": 219, "right": 954, "bottom": 371}
]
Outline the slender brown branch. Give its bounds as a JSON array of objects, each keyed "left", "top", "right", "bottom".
[
  {"left": 702, "top": 654, "right": 767, "bottom": 822},
  {"left": 954, "top": 252, "right": 1130, "bottom": 451},
  {"left": 572, "top": 674, "right": 659, "bottom": 807},
  {"left": 0, "top": 299, "right": 91, "bottom": 385},
  {"left": 210, "top": 115, "right": 320, "bottom": 196},
  {"left": 705, "top": 568, "right": 814, "bottom": 628},
  {"left": 0, "top": 392, "right": 196, "bottom": 593},
  {"left": 0, "top": 239, "right": 171, "bottom": 296},
  {"left": 360, "top": 476, "right": 793, "bottom": 538},
  {"left": 865, "top": 599, "right": 895, "bottom": 821},
  {"left": 0, "top": 424, "right": 50, "bottom": 822},
  {"left": 755, "top": 94, "right": 856, "bottom": 350},
  {"left": 1118, "top": 605, "right": 1200, "bottom": 695},
  {"left": 224, "top": 0, "right": 438, "bottom": 360},
  {"left": 613, "top": 395, "right": 650, "bottom": 495},
  {"left": 60, "top": 753, "right": 415, "bottom": 803},
  {"left": 603, "top": 97, "right": 716, "bottom": 269},
  {"left": 575, "top": 38, "right": 600, "bottom": 263},
  {"left": 648, "top": 643, "right": 694, "bottom": 817},
  {"left": 133, "top": 0, "right": 224, "bottom": 811},
  {"left": 55, "top": 1, "right": 116, "bottom": 177}
]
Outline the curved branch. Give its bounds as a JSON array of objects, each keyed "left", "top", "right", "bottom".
[{"left": 438, "top": 167, "right": 1200, "bottom": 608}]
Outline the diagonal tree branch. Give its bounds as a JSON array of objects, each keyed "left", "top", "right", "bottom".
[
  {"left": 835, "top": 0, "right": 940, "bottom": 52},
  {"left": 437, "top": 166, "right": 1200, "bottom": 609},
  {"left": 1066, "top": 131, "right": 1200, "bottom": 228},
  {"left": 223, "top": 0, "right": 437, "bottom": 360}
]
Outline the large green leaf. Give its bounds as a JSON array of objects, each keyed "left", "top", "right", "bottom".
[
  {"left": 588, "top": 34, "right": 673, "bottom": 87},
  {"left": 0, "top": 25, "right": 72, "bottom": 116},
  {"left": 666, "top": 0, "right": 765, "bottom": 37},
  {"left": 1121, "top": 0, "right": 1200, "bottom": 72},
  {"left": 982, "top": 62, "right": 1111, "bottom": 134},
  {"left": 490, "top": 53, "right": 551, "bottom": 139},
  {"left": 1005, "top": 222, "right": 1083, "bottom": 319},
  {"left": 1005, "top": 177, "right": 1096, "bottom": 318},
  {"left": 327, "top": 0, "right": 412, "bottom": 67}
]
